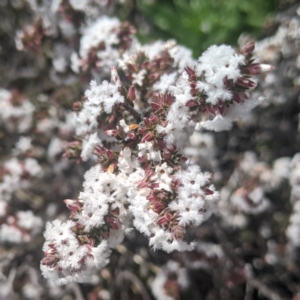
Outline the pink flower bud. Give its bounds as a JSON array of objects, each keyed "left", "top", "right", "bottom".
[
  {"left": 73, "top": 101, "right": 82, "bottom": 111},
  {"left": 232, "top": 93, "right": 242, "bottom": 103},
  {"left": 237, "top": 77, "right": 256, "bottom": 89},
  {"left": 156, "top": 216, "right": 168, "bottom": 225},
  {"left": 64, "top": 199, "right": 81, "bottom": 211},
  {"left": 207, "top": 105, "right": 217, "bottom": 115},
  {"left": 157, "top": 93, "right": 164, "bottom": 104},
  {"left": 172, "top": 225, "right": 185, "bottom": 239},
  {"left": 127, "top": 85, "right": 136, "bottom": 102},
  {"left": 150, "top": 101, "right": 161, "bottom": 111},
  {"left": 105, "top": 129, "right": 118, "bottom": 137},
  {"left": 185, "top": 100, "right": 199, "bottom": 107},
  {"left": 203, "top": 187, "right": 214, "bottom": 195},
  {"left": 240, "top": 41, "right": 255, "bottom": 57},
  {"left": 110, "top": 66, "right": 120, "bottom": 84},
  {"left": 141, "top": 131, "right": 154, "bottom": 142},
  {"left": 259, "top": 64, "right": 274, "bottom": 73},
  {"left": 128, "top": 132, "right": 136, "bottom": 140},
  {"left": 41, "top": 255, "right": 59, "bottom": 266},
  {"left": 149, "top": 200, "right": 165, "bottom": 213},
  {"left": 163, "top": 150, "right": 171, "bottom": 160},
  {"left": 149, "top": 73, "right": 160, "bottom": 82},
  {"left": 217, "top": 101, "right": 225, "bottom": 115},
  {"left": 137, "top": 181, "right": 148, "bottom": 189},
  {"left": 243, "top": 63, "right": 274, "bottom": 75},
  {"left": 149, "top": 115, "right": 158, "bottom": 124},
  {"left": 185, "top": 67, "right": 196, "bottom": 80},
  {"left": 84, "top": 244, "right": 93, "bottom": 254},
  {"left": 165, "top": 93, "right": 174, "bottom": 106}
]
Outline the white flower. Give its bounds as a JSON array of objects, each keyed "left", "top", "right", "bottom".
[
  {"left": 24, "top": 158, "right": 43, "bottom": 177},
  {"left": 132, "top": 69, "right": 147, "bottom": 86},
  {"left": 74, "top": 80, "right": 124, "bottom": 136},
  {"left": 79, "top": 17, "right": 120, "bottom": 61},
  {"left": 168, "top": 44, "right": 195, "bottom": 70},
  {"left": 15, "top": 136, "right": 32, "bottom": 153},
  {"left": 81, "top": 132, "right": 102, "bottom": 161},
  {"left": 153, "top": 73, "right": 177, "bottom": 93}
]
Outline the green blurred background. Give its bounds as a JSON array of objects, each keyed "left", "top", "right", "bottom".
[{"left": 119, "top": 0, "right": 298, "bottom": 57}]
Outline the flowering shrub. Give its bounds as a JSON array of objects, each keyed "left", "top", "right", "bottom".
[
  {"left": 36, "top": 4, "right": 272, "bottom": 285},
  {"left": 1, "top": 1, "right": 300, "bottom": 300}
]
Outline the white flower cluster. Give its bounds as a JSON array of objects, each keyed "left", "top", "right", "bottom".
[
  {"left": 129, "top": 164, "right": 218, "bottom": 253},
  {"left": 118, "top": 39, "right": 195, "bottom": 101},
  {"left": 41, "top": 37, "right": 272, "bottom": 284},
  {"left": 41, "top": 148, "right": 138, "bottom": 284},
  {"left": 41, "top": 220, "right": 111, "bottom": 285},
  {"left": 74, "top": 80, "right": 124, "bottom": 160},
  {"left": 196, "top": 45, "right": 244, "bottom": 105},
  {"left": 0, "top": 155, "right": 43, "bottom": 244},
  {"left": 73, "top": 16, "right": 123, "bottom": 73},
  {"left": 156, "top": 72, "right": 196, "bottom": 149},
  {"left": 286, "top": 154, "right": 300, "bottom": 247},
  {"left": 185, "top": 242, "right": 223, "bottom": 270},
  {"left": 75, "top": 80, "right": 124, "bottom": 135},
  {"left": 42, "top": 139, "right": 220, "bottom": 283},
  {"left": 0, "top": 157, "right": 43, "bottom": 202},
  {"left": 0, "top": 89, "right": 34, "bottom": 133},
  {"left": 150, "top": 261, "right": 189, "bottom": 300},
  {"left": 170, "top": 165, "right": 218, "bottom": 226},
  {"left": 218, "top": 152, "right": 290, "bottom": 228},
  {"left": 0, "top": 211, "right": 43, "bottom": 244},
  {"left": 157, "top": 44, "right": 272, "bottom": 150}
]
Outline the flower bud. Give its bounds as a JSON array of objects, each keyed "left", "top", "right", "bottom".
[
  {"left": 64, "top": 199, "right": 81, "bottom": 211},
  {"left": 243, "top": 63, "right": 274, "bottom": 75},
  {"left": 150, "top": 101, "right": 161, "bottom": 111},
  {"left": 73, "top": 101, "right": 82, "bottom": 111},
  {"left": 172, "top": 225, "right": 185, "bottom": 239},
  {"left": 128, "top": 132, "right": 136, "bottom": 140},
  {"left": 141, "top": 131, "right": 154, "bottom": 142},
  {"left": 127, "top": 85, "right": 136, "bottom": 102},
  {"left": 240, "top": 41, "right": 255, "bottom": 57},
  {"left": 259, "top": 64, "right": 274, "bottom": 73},
  {"left": 165, "top": 93, "right": 174, "bottom": 106},
  {"left": 185, "top": 100, "right": 199, "bottom": 107},
  {"left": 237, "top": 77, "right": 256, "bottom": 89},
  {"left": 110, "top": 66, "right": 120, "bottom": 84},
  {"left": 163, "top": 150, "right": 171, "bottom": 160},
  {"left": 105, "top": 129, "right": 118, "bottom": 137}
]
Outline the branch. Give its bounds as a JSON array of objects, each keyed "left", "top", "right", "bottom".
[
  {"left": 119, "top": 102, "right": 142, "bottom": 123},
  {"left": 248, "top": 278, "right": 289, "bottom": 300},
  {"left": 118, "top": 270, "right": 151, "bottom": 300}
]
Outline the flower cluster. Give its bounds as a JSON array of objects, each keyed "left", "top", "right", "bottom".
[
  {"left": 286, "top": 154, "right": 300, "bottom": 248},
  {"left": 72, "top": 16, "right": 136, "bottom": 75},
  {"left": 150, "top": 261, "right": 189, "bottom": 300},
  {"left": 41, "top": 34, "right": 272, "bottom": 283},
  {"left": 219, "top": 152, "right": 290, "bottom": 228}
]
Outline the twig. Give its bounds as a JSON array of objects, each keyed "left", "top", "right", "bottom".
[
  {"left": 69, "top": 283, "right": 85, "bottom": 300},
  {"left": 244, "top": 280, "right": 253, "bottom": 300},
  {"left": 119, "top": 102, "right": 142, "bottom": 123},
  {"left": 0, "top": 267, "right": 17, "bottom": 298},
  {"left": 118, "top": 270, "right": 151, "bottom": 300},
  {"left": 213, "top": 222, "right": 244, "bottom": 267},
  {"left": 248, "top": 278, "right": 289, "bottom": 300}
]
